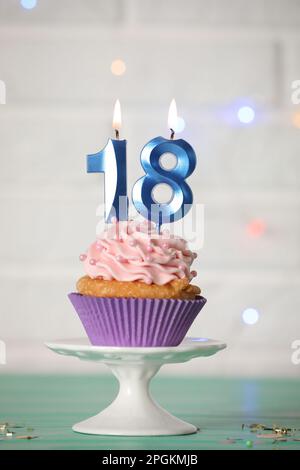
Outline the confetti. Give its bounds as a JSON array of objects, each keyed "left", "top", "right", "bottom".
[
  {"left": 220, "top": 438, "right": 244, "bottom": 445},
  {"left": 241, "top": 422, "right": 300, "bottom": 446},
  {"left": 249, "top": 423, "right": 270, "bottom": 432},
  {"left": 274, "top": 427, "right": 291, "bottom": 435},
  {"left": 0, "top": 421, "right": 37, "bottom": 442},
  {"left": 243, "top": 423, "right": 296, "bottom": 436},
  {"left": 221, "top": 439, "right": 237, "bottom": 444},
  {"left": 243, "top": 423, "right": 269, "bottom": 433},
  {"left": 257, "top": 434, "right": 294, "bottom": 443},
  {"left": 0, "top": 422, "right": 25, "bottom": 430}
]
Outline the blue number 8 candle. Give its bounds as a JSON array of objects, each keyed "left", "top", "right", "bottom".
[
  {"left": 87, "top": 100, "right": 128, "bottom": 222},
  {"left": 132, "top": 100, "right": 196, "bottom": 231}
]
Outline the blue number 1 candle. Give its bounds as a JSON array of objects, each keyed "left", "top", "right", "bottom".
[
  {"left": 87, "top": 100, "right": 128, "bottom": 222},
  {"left": 132, "top": 99, "right": 196, "bottom": 231}
]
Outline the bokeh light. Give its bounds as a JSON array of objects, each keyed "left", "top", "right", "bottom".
[
  {"left": 292, "top": 112, "right": 300, "bottom": 129},
  {"left": 242, "top": 308, "right": 260, "bottom": 325},
  {"left": 20, "top": 0, "right": 37, "bottom": 9},
  {"left": 111, "top": 59, "right": 126, "bottom": 76},
  {"left": 237, "top": 105, "right": 255, "bottom": 124},
  {"left": 246, "top": 219, "right": 266, "bottom": 238}
]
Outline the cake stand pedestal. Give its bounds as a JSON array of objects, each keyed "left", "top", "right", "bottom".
[{"left": 46, "top": 337, "right": 226, "bottom": 436}]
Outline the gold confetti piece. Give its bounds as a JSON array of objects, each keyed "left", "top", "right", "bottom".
[
  {"left": 244, "top": 423, "right": 298, "bottom": 436},
  {"left": 0, "top": 423, "right": 24, "bottom": 430},
  {"left": 249, "top": 423, "right": 267, "bottom": 429},
  {"left": 248, "top": 424, "right": 270, "bottom": 433},
  {"left": 274, "top": 427, "right": 291, "bottom": 435},
  {"left": 16, "top": 435, "right": 38, "bottom": 440}
]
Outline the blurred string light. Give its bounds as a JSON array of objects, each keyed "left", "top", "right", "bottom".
[
  {"left": 20, "top": 0, "right": 37, "bottom": 9},
  {"left": 292, "top": 112, "right": 300, "bottom": 129},
  {"left": 246, "top": 219, "right": 266, "bottom": 238},
  {"left": 242, "top": 308, "right": 260, "bottom": 325},
  {"left": 111, "top": 59, "right": 126, "bottom": 76},
  {"left": 237, "top": 105, "right": 256, "bottom": 124},
  {"left": 221, "top": 100, "right": 257, "bottom": 126}
]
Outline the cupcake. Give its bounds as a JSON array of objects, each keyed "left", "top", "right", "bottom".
[{"left": 69, "top": 219, "right": 206, "bottom": 346}]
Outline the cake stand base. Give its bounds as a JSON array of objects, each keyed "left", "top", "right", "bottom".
[{"left": 46, "top": 337, "right": 226, "bottom": 436}]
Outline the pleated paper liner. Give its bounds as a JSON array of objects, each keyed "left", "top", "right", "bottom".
[{"left": 68, "top": 293, "right": 207, "bottom": 347}]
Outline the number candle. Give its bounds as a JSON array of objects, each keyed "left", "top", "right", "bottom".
[
  {"left": 87, "top": 100, "right": 128, "bottom": 222},
  {"left": 132, "top": 100, "right": 196, "bottom": 231}
]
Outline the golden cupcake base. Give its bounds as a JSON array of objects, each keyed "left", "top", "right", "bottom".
[{"left": 77, "top": 276, "right": 200, "bottom": 300}]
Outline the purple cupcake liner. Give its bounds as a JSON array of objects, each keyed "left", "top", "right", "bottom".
[{"left": 68, "top": 293, "right": 207, "bottom": 347}]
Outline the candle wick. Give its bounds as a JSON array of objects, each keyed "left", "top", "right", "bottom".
[
  {"left": 170, "top": 128, "right": 175, "bottom": 140},
  {"left": 115, "top": 129, "right": 120, "bottom": 140}
]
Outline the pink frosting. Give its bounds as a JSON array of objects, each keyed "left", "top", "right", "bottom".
[{"left": 80, "top": 220, "right": 197, "bottom": 286}]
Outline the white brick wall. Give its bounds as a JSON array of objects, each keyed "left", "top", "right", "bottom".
[
  {"left": 0, "top": 36, "right": 276, "bottom": 106},
  {"left": 133, "top": 0, "right": 300, "bottom": 29},
  {"left": 0, "top": 0, "right": 123, "bottom": 25},
  {"left": 0, "top": 0, "right": 300, "bottom": 376}
]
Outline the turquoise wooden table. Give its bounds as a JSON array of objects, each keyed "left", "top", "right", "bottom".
[{"left": 0, "top": 375, "right": 300, "bottom": 450}]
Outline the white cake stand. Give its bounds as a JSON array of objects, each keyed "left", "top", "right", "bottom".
[{"left": 46, "top": 337, "right": 226, "bottom": 436}]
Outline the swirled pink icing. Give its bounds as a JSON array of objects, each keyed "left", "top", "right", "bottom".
[{"left": 80, "top": 220, "right": 197, "bottom": 285}]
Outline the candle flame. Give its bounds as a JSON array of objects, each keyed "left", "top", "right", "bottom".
[
  {"left": 168, "top": 98, "right": 178, "bottom": 133},
  {"left": 112, "top": 99, "right": 122, "bottom": 131}
]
